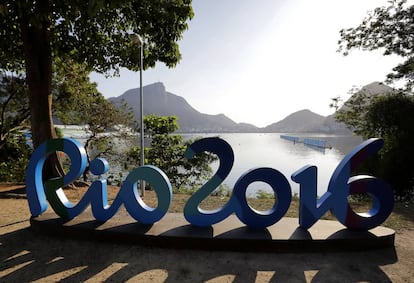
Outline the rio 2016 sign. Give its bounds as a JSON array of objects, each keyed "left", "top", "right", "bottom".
[{"left": 26, "top": 137, "right": 394, "bottom": 231}]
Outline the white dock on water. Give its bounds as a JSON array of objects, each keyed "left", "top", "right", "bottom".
[{"left": 280, "top": 135, "right": 332, "bottom": 149}]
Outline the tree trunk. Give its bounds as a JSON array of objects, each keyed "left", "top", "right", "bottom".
[{"left": 19, "top": 0, "right": 64, "bottom": 179}]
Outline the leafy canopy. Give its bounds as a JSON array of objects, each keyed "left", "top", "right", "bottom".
[
  {"left": 0, "top": 0, "right": 193, "bottom": 178},
  {"left": 334, "top": 88, "right": 414, "bottom": 199},
  {"left": 0, "top": 72, "right": 29, "bottom": 149},
  {"left": 0, "top": 58, "right": 134, "bottom": 182},
  {"left": 127, "top": 115, "right": 217, "bottom": 191},
  {"left": 0, "top": 0, "right": 194, "bottom": 73},
  {"left": 338, "top": 0, "right": 414, "bottom": 90},
  {"left": 336, "top": 0, "right": 414, "bottom": 199},
  {"left": 0, "top": 72, "right": 31, "bottom": 181}
]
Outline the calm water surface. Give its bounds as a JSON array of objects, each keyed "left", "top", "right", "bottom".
[{"left": 183, "top": 133, "right": 363, "bottom": 197}]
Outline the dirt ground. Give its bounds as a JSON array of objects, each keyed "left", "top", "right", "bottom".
[{"left": 1, "top": 184, "right": 413, "bottom": 282}]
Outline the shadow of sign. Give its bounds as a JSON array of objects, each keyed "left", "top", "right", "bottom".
[
  {"left": 28, "top": 212, "right": 395, "bottom": 253},
  {"left": 0, "top": 227, "right": 397, "bottom": 282}
]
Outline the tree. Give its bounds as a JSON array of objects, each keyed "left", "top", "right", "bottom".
[
  {"left": 0, "top": 72, "right": 30, "bottom": 181},
  {"left": 336, "top": 0, "right": 414, "bottom": 198},
  {"left": 0, "top": 132, "right": 31, "bottom": 182},
  {"left": 0, "top": 72, "right": 30, "bottom": 150},
  {"left": 51, "top": 57, "right": 135, "bottom": 177},
  {"left": 338, "top": 0, "right": 414, "bottom": 91},
  {"left": 364, "top": 94, "right": 414, "bottom": 199},
  {"left": 127, "top": 115, "right": 217, "bottom": 191},
  {"left": 333, "top": 90, "right": 414, "bottom": 199},
  {"left": 0, "top": 0, "right": 193, "bottom": 179},
  {"left": 0, "top": 58, "right": 134, "bottom": 182},
  {"left": 58, "top": 86, "right": 135, "bottom": 183},
  {"left": 334, "top": 85, "right": 396, "bottom": 136}
]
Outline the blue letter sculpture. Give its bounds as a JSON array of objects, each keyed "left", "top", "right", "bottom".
[
  {"left": 292, "top": 138, "right": 394, "bottom": 230},
  {"left": 26, "top": 138, "right": 172, "bottom": 224},
  {"left": 26, "top": 137, "right": 393, "bottom": 230}
]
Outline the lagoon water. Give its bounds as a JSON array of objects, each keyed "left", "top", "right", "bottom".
[
  {"left": 183, "top": 133, "right": 362, "bottom": 197},
  {"left": 60, "top": 127, "right": 362, "bottom": 198}
]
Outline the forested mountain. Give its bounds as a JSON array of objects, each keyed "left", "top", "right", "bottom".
[
  {"left": 108, "top": 82, "right": 257, "bottom": 132},
  {"left": 109, "top": 82, "right": 389, "bottom": 134}
]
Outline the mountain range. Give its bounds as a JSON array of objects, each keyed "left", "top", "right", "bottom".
[{"left": 108, "top": 81, "right": 391, "bottom": 134}]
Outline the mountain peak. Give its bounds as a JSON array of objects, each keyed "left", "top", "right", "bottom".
[
  {"left": 359, "top": 81, "right": 394, "bottom": 95},
  {"left": 340, "top": 81, "right": 396, "bottom": 112},
  {"left": 107, "top": 82, "right": 166, "bottom": 100},
  {"left": 264, "top": 109, "right": 326, "bottom": 132},
  {"left": 145, "top": 82, "right": 166, "bottom": 94},
  {"left": 108, "top": 82, "right": 256, "bottom": 132},
  {"left": 287, "top": 109, "right": 323, "bottom": 117}
]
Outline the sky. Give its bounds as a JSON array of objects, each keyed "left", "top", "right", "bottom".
[{"left": 90, "top": 0, "right": 405, "bottom": 128}]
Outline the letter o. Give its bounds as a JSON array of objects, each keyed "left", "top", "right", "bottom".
[{"left": 232, "top": 167, "right": 292, "bottom": 228}]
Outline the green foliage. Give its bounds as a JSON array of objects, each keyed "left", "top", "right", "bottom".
[
  {"left": 0, "top": 132, "right": 31, "bottom": 182},
  {"left": 334, "top": 86, "right": 395, "bottom": 137},
  {"left": 0, "top": 1, "right": 194, "bottom": 73},
  {"left": 364, "top": 94, "right": 414, "bottom": 199},
  {"left": 52, "top": 58, "right": 135, "bottom": 172},
  {"left": 210, "top": 184, "right": 231, "bottom": 197},
  {"left": 0, "top": 72, "right": 30, "bottom": 182},
  {"left": 254, "top": 189, "right": 299, "bottom": 200},
  {"left": 174, "top": 184, "right": 230, "bottom": 197},
  {"left": 0, "top": 61, "right": 133, "bottom": 182},
  {"left": 144, "top": 114, "right": 179, "bottom": 136},
  {"left": 107, "top": 172, "right": 125, "bottom": 187},
  {"left": 52, "top": 58, "right": 101, "bottom": 125},
  {"left": 173, "top": 186, "right": 198, "bottom": 195},
  {"left": 0, "top": 0, "right": 193, "bottom": 178},
  {"left": 256, "top": 189, "right": 275, "bottom": 199},
  {"left": 336, "top": 92, "right": 414, "bottom": 200},
  {"left": 329, "top": 96, "right": 343, "bottom": 111},
  {"left": 0, "top": 72, "right": 30, "bottom": 150},
  {"left": 127, "top": 115, "right": 217, "bottom": 191},
  {"left": 54, "top": 126, "right": 64, "bottom": 139},
  {"left": 348, "top": 192, "right": 372, "bottom": 203},
  {"left": 338, "top": 0, "right": 414, "bottom": 91},
  {"left": 81, "top": 95, "right": 134, "bottom": 161},
  {"left": 337, "top": 0, "right": 414, "bottom": 199}
]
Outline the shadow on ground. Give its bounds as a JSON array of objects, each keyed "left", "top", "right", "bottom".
[{"left": 0, "top": 227, "right": 397, "bottom": 282}]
